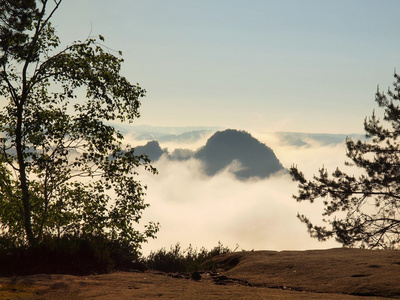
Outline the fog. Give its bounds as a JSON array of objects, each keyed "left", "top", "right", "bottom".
[{"left": 135, "top": 131, "right": 353, "bottom": 255}]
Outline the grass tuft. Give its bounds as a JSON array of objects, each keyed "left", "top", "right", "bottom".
[{"left": 144, "top": 242, "right": 235, "bottom": 273}]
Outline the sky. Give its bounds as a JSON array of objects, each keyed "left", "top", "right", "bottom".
[
  {"left": 52, "top": 0, "right": 400, "bottom": 134},
  {"left": 45, "top": 1, "right": 400, "bottom": 253}
]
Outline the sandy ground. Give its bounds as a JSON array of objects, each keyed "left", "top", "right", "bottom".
[{"left": 1, "top": 248, "right": 399, "bottom": 299}]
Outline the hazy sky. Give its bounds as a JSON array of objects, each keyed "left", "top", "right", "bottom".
[
  {"left": 49, "top": 1, "right": 400, "bottom": 252},
  {"left": 52, "top": 1, "right": 400, "bottom": 134}
]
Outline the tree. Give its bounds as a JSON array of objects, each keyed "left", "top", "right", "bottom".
[
  {"left": 290, "top": 72, "right": 400, "bottom": 249},
  {"left": 0, "top": 0, "right": 159, "bottom": 252}
]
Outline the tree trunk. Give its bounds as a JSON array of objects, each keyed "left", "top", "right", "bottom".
[{"left": 15, "top": 101, "right": 37, "bottom": 247}]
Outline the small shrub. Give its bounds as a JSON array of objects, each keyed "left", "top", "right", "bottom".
[
  {"left": 145, "top": 242, "right": 234, "bottom": 273},
  {"left": 0, "top": 234, "right": 145, "bottom": 276}
]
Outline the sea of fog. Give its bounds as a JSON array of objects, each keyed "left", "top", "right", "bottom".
[{"left": 125, "top": 129, "right": 355, "bottom": 255}]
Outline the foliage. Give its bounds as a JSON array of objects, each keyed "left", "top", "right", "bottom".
[
  {"left": 0, "top": 0, "right": 158, "bottom": 251},
  {"left": 290, "top": 72, "right": 400, "bottom": 249},
  {"left": 145, "top": 242, "right": 233, "bottom": 273},
  {"left": 0, "top": 234, "right": 146, "bottom": 276}
]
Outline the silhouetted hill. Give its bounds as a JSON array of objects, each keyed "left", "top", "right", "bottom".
[
  {"left": 170, "top": 148, "right": 195, "bottom": 161},
  {"left": 133, "top": 129, "right": 286, "bottom": 180},
  {"left": 134, "top": 141, "right": 168, "bottom": 162},
  {"left": 195, "top": 129, "right": 285, "bottom": 179}
]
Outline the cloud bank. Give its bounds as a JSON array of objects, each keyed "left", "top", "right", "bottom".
[{"left": 137, "top": 131, "right": 350, "bottom": 255}]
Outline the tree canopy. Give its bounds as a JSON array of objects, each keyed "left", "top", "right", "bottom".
[
  {"left": 0, "top": 0, "right": 158, "bottom": 252},
  {"left": 290, "top": 72, "right": 400, "bottom": 249}
]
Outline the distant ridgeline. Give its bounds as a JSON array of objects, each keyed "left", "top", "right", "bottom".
[
  {"left": 125, "top": 125, "right": 220, "bottom": 142},
  {"left": 134, "top": 129, "right": 285, "bottom": 180},
  {"left": 276, "top": 132, "right": 366, "bottom": 147}
]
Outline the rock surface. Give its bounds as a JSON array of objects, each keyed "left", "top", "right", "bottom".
[{"left": 1, "top": 248, "right": 399, "bottom": 299}]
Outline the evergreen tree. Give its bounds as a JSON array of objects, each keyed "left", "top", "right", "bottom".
[{"left": 291, "top": 72, "right": 400, "bottom": 249}]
